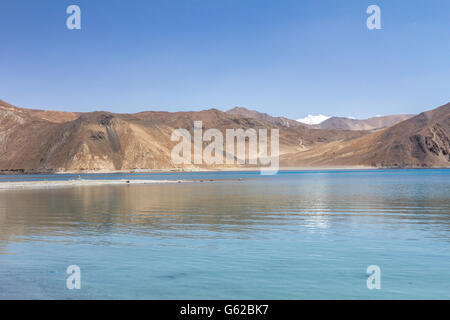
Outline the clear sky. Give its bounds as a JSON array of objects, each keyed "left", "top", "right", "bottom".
[{"left": 1, "top": 0, "right": 449, "bottom": 119}]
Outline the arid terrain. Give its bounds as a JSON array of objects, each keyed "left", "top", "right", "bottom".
[
  {"left": 314, "top": 114, "right": 414, "bottom": 131},
  {"left": 0, "top": 99, "right": 448, "bottom": 174}
]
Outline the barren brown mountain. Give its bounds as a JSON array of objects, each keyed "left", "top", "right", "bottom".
[
  {"left": 282, "top": 102, "right": 450, "bottom": 168},
  {"left": 315, "top": 114, "right": 414, "bottom": 131},
  {"left": 0, "top": 99, "right": 448, "bottom": 173},
  {"left": 0, "top": 99, "right": 362, "bottom": 173},
  {"left": 226, "top": 107, "right": 308, "bottom": 128}
]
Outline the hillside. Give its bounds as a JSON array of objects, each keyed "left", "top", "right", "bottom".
[
  {"left": 0, "top": 100, "right": 364, "bottom": 173},
  {"left": 0, "top": 99, "right": 448, "bottom": 173},
  {"left": 282, "top": 103, "right": 450, "bottom": 168},
  {"left": 315, "top": 114, "right": 414, "bottom": 131},
  {"left": 226, "top": 107, "right": 307, "bottom": 128}
]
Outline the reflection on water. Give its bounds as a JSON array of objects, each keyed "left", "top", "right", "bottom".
[{"left": 0, "top": 170, "right": 449, "bottom": 299}]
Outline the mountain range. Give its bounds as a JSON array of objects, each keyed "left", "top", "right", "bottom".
[
  {"left": 0, "top": 99, "right": 448, "bottom": 173},
  {"left": 314, "top": 114, "right": 414, "bottom": 131}
]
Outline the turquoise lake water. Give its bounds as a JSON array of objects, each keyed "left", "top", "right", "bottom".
[{"left": 0, "top": 169, "right": 449, "bottom": 299}]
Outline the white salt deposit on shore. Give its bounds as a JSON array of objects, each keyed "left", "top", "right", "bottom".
[{"left": 0, "top": 179, "right": 182, "bottom": 190}]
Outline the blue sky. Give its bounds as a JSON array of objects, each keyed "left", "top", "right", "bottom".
[{"left": 0, "top": 0, "right": 449, "bottom": 119}]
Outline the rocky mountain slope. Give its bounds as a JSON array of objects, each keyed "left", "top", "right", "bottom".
[
  {"left": 226, "top": 107, "right": 307, "bottom": 128},
  {"left": 282, "top": 103, "right": 450, "bottom": 168},
  {"left": 315, "top": 114, "right": 414, "bottom": 131},
  {"left": 0, "top": 100, "right": 363, "bottom": 173},
  {"left": 0, "top": 99, "right": 448, "bottom": 173}
]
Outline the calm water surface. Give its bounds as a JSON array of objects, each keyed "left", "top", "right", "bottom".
[{"left": 0, "top": 169, "right": 449, "bottom": 299}]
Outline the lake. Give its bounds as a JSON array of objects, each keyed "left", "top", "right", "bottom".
[{"left": 0, "top": 169, "right": 449, "bottom": 299}]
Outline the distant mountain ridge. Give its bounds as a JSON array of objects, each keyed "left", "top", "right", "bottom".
[
  {"left": 229, "top": 107, "right": 414, "bottom": 131},
  {"left": 282, "top": 103, "right": 450, "bottom": 168},
  {"left": 226, "top": 107, "right": 307, "bottom": 128},
  {"left": 315, "top": 114, "right": 415, "bottom": 131},
  {"left": 0, "top": 99, "right": 448, "bottom": 173}
]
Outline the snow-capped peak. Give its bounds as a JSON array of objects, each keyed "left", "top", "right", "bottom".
[{"left": 296, "top": 114, "right": 331, "bottom": 125}]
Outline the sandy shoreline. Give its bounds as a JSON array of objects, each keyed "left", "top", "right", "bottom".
[
  {"left": 59, "top": 166, "right": 378, "bottom": 174},
  {"left": 1, "top": 166, "right": 447, "bottom": 191},
  {"left": 0, "top": 179, "right": 182, "bottom": 191},
  {"left": 0, "top": 166, "right": 378, "bottom": 175}
]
